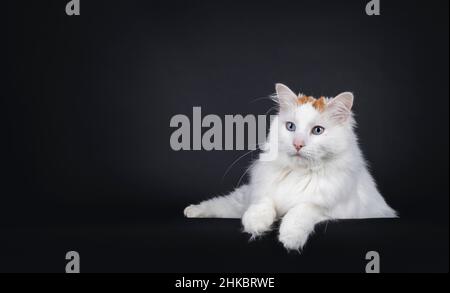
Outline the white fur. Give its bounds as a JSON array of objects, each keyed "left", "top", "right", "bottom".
[{"left": 184, "top": 83, "right": 397, "bottom": 251}]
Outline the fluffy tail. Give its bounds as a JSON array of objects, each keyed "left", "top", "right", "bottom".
[{"left": 184, "top": 185, "right": 250, "bottom": 219}]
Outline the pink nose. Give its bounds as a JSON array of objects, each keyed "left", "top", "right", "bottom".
[{"left": 293, "top": 142, "right": 304, "bottom": 151}]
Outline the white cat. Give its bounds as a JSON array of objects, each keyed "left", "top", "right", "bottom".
[{"left": 184, "top": 83, "right": 397, "bottom": 251}]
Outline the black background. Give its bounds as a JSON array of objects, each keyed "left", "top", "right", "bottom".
[{"left": 2, "top": 0, "right": 448, "bottom": 272}]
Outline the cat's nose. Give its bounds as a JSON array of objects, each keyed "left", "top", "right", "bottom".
[{"left": 293, "top": 141, "right": 304, "bottom": 151}]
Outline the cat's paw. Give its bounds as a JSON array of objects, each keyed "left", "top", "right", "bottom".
[
  {"left": 184, "top": 204, "right": 204, "bottom": 218},
  {"left": 242, "top": 205, "right": 276, "bottom": 237},
  {"left": 278, "top": 228, "right": 309, "bottom": 251}
]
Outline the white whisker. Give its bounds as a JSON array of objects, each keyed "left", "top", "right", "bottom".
[
  {"left": 221, "top": 148, "right": 258, "bottom": 182},
  {"left": 248, "top": 95, "right": 274, "bottom": 104}
]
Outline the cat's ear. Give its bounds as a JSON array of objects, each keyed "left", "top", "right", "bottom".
[
  {"left": 275, "top": 83, "right": 298, "bottom": 110},
  {"left": 326, "top": 92, "right": 354, "bottom": 123}
]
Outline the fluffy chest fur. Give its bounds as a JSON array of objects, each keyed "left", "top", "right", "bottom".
[{"left": 252, "top": 159, "right": 356, "bottom": 217}]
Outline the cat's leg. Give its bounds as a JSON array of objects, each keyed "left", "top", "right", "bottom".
[
  {"left": 278, "top": 203, "right": 328, "bottom": 251},
  {"left": 184, "top": 185, "right": 249, "bottom": 218},
  {"left": 242, "top": 197, "right": 277, "bottom": 237}
]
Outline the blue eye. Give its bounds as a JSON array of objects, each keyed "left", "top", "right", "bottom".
[
  {"left": 286, "top": 122, "right": 296, "bottom": 132},
  {"left": 311, "top": 126, "right": 325, "bottom": 135}
]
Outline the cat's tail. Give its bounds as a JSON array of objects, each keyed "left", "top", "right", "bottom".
[{"left": 184, "top": 185, "right": 250, "bottom": 219}]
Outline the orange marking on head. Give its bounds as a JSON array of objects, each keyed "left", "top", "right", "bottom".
[
  {"left": 298, "top": 95, "right": 327, "bottom": 112},
  {"left": 297, "top": 95, "right": 314, "bottom": 105},
  {"left": 312, "top": 96, "right": 326, "bottom": 112}
]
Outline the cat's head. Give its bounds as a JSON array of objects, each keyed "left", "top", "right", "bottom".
[{"left": 266, "top": 83, "right": 356, "bottom": 166}]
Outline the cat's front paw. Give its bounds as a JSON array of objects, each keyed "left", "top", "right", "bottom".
[
  {"left": 184, "top": 204, "right": 204, "bottom": 218},
  {"left": 242, "top": 205, "right": 276, "bottom": 238},
  {"left": 278, "top": 228, "right": 309, "bottom": 251}
]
